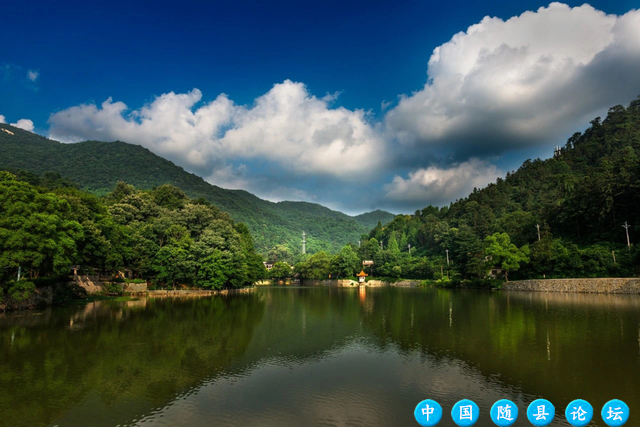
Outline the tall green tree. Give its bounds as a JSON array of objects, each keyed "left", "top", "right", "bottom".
[
  {"left": 0, "top": 172, "right": 83, "bottom": 280},
  {"left": 484, "top": 233, "right": 530, "bottom": 281},
  {"left": 270, "top": 262, "right": 292, "bottom": 280},
  {"left": 387, "top": 233, "right": 399, "bottom": 253},
  {"left": 295, "top": 252, "right": 331, "bottom": 279},
  {"left": 267, "top": 245, "right": 294, "bottom": 264},
  {"left": 330, "top": 245, "right": 360, "bottom": 278}
]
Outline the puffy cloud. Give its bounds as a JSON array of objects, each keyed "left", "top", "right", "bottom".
[
  {"left": 42, "top": 3, "right": 640, "bottom": 213},
  {"left": 49, "top": 90, "right": 235, "bottom": 169},
  {"left": 27, "top": 70, "right": 39, "bottom": 82},
  {"left": 384, "top": 159, "right": 503, "bottom": 207},
  {"left": 385, "top": 3, "right": 640, "bottom": 156},
  {"left": 1, "top": 115, "right": 35, "bottom": 131},
  {"left": 48, "top": 80, "right": 385, "bottom": 180},
  {"left": 10, "top": 118, "right": 34, "bottom": 132},
  {"left": 219, "top": 81, "right": 385, "bottom": 177}
]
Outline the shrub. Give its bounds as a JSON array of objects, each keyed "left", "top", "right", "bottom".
[
  {"left": 103, "top": 282, "right": 124, "bottom": 295},
  {"left": 7, "top": 280, "right": 36, "bottom": 301}
]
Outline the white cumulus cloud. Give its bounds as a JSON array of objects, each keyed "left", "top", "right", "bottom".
[
  {"left": 48, "top": 80, "right": 385, "bottom": 182},
  {"left": 0, "top": 115, "right": 5, "bottom": 124},
  {"left": 384, "top": 159, "right": 503, "bottom": 206},
  {"left": 10, "top": 119, "right": 35, "bottom": 132},
  {"left": 385, "top": 3, "right": 640, "bottom": 154}
]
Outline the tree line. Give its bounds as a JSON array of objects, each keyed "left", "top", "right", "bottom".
[
  {"left": 268, "top": 99, "right": 640, "bottom": 283},
  {"left": 0, "top": 172, "right": 266, "bottom": 301}
]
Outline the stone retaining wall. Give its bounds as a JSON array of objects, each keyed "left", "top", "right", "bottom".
[
  {"left": 72, "top": 275, "right": 148, "bottom": 294},
  {"left": 122, "top": 282, "right": 148, "bottom": 293},
  {"left": 503, "top": 278, "right": 640, "bottom": 294},
  {"left": 73, "top": 275, "right": 106, "bottom": 294}
]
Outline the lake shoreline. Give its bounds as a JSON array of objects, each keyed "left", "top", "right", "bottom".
[{"left": 0, "top": 284, "right": 257, "bottom": 312}]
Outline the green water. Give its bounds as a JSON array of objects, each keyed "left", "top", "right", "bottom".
[{"left": 1, "top": 287, "right": 639, "bottom": 426}]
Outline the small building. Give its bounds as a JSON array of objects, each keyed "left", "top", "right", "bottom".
[{"left": 357, "top": 270, "right": 368, "bottom": 283}]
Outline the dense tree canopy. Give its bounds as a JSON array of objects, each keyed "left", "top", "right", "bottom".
[
  {"left": 0, "top": 174, "right": 266, "bottom": 297},
  {"left": 357, "top": 99, "right": 640, "bottom": 281},
  {"left": 292, "top": 99, "right": 640, "bottom": 283}
]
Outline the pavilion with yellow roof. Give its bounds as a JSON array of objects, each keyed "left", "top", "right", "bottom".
[{"left": 357, "top": 270, "right": 368, "bottom": 284}]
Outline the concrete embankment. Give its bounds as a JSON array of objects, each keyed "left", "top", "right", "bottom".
[
  {"left": 300, "top": 279, "right": 422, "bottom": 287},
  {"left": 503, "top": 278, "right": 640, "bottom": 294}
]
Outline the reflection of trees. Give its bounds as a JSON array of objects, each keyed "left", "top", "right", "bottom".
[
  {"left": 2, "top": 288, "right": 640, "bottom": 426},
  {"left": 0, "top": 294, "right": 266, "bottom": 427},
  {"left": 358, "top": 288, "right": 640, "bottom": 410},
  {"left": 241, "top": 288, "right": 365, "bottom": 361}
]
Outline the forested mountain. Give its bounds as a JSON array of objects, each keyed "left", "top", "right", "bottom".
[
  {"left": 353, "top": 210, "right": 395, "bottom": 229},
  {"left": 354, "top": 99, "right": 640, "bottom": 281},
  {"left": 0, "top": 124, "right": 393, "bottom": 254}
]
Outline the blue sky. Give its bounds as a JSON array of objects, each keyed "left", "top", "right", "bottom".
[{"left": 2, "top": 0, "right": 640, "bottom": 214}]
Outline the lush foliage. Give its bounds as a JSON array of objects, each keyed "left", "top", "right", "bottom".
[
  {"left": 484, "top": 233, "right": 530, "bottom": 281},
  {"left": 0, "top": 124, "right": 394, "bottom": 255},
  {"left": 0, "top": 174, "right": 266, "bottom": 297},
  {"left": 269, "top": 262, "right": 293, "bottom": 280},
  {"left": 293, "top": 100, "right": 640, "bottom": 282},
  {"left": 361, "top": 99, "right": 640, "bottom": 281}
]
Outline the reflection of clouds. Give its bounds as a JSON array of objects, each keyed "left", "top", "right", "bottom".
[{"left": 135, "top": 340, "right": 526, "bottom": 426}]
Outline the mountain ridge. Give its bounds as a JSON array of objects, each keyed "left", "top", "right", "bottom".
[{"left": 0, "top": 123, "right": 394, "bottom": 254}]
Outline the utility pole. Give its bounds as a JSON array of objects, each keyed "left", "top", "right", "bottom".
[
  {"left": 622, "top": 221, "right": 631, "bottom": 250},
  {"left": 380, "top": 241, "right": 383, "bottom": 251},
  {"left": 358, "top": 240, "right": 361, "bottom": 248},
  {"left": 17, "top": 266, "right": 21, "bottom": 281},
  {"left": 536, "top": 224, "right": 541, "bottom": 241},
  {"left": 408, "top": 244, "right": 411, "bottom": 255},
  {"left": 612, "top": 250, "right": 616, "bottom": 264},
  {"left": 302, "top": 231, "right": 306, "bottom": 255},
  {"left": 445, "top": 249, "right": 450, "bottom": 266}
]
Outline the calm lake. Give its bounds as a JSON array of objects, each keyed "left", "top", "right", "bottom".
[{"left": 1, "top": 287, "right": 639, "bottom": 426}]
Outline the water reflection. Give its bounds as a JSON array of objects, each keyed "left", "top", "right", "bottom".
[{"left": 0, "top": 288, "right": 639, "bottom": 426}]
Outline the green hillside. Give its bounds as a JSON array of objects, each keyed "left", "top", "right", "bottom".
[
  {"left": 353, "top": 209, "right": 396, "bottom": 229},
  {"left": 360, "top": 99, "right": 640, "bottom": 280},
  {"left": 0, "top": 124, "right": 393, "bottom": 254}
]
